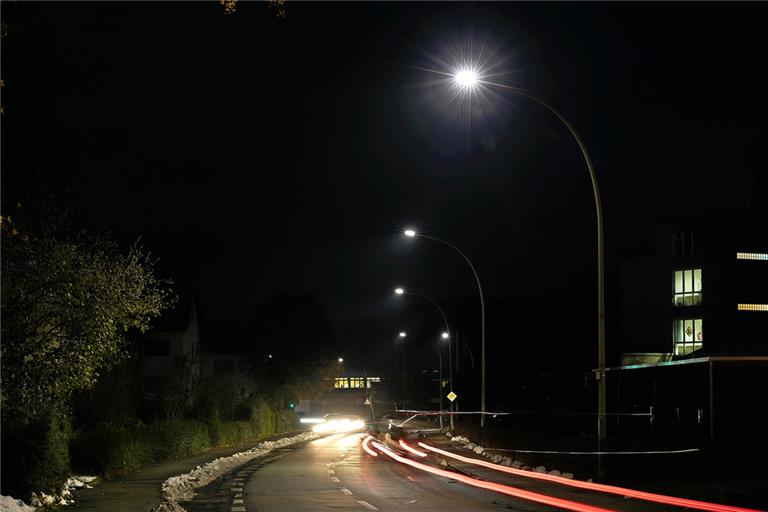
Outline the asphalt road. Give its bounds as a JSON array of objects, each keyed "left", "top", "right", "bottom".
[{"left": 182, "top": 432, "right": 711, "bottom": 512}]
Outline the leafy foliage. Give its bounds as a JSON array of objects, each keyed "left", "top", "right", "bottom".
[{"left": 1, "top": 232, "right": 174, "bottom": 420}]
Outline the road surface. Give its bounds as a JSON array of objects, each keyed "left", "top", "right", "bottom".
[{"left": 182, "top": 432, "right": 749, "bottom": 512}]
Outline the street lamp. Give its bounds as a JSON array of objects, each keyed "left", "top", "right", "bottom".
[
  {"left": 402, "top": 229, "right": 487, "bottom": 426},
  {"left": 393, "top": 287, "right": 455, "bottom": 429},
  {"left": 448, "top": 68, "right": 607, "bottom": 442},
  {"left": 399, "top": 331, "right": 407, "bottom": 338},
  {"left": 338, "top": 357, "right": 344, "bottom": 363}
]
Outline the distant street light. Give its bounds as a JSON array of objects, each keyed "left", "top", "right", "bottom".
[
  {"left": 447, "top": 70, "right": 607, "bottom": 442},
  {"left": 399, "top": 331, "right": 407, "bottom": 338},
  {"left": 393, "top": 287, "right": 455, "bottom": 429},
  {"left": 338, "top": 357, "right": 344, "bottom": 363},
  {"left": 402, "top": 229, "right": 487, "bottom": 426}
]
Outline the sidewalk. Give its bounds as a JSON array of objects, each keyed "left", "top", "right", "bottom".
[{"left": 68, "top": 431, "right": 304, "bottom": 512}]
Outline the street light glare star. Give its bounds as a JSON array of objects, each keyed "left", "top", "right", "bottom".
[
  {"left": 395, "top": 287, "right": 405, "bottom": 295},
  {"left": 454, "top": 69, "right": 479, "bottom": 89},
  {"left": 404, "top": 229, "right": 416, "bottom": 237},
  {"left": 399, "top": 331, "right": 407, "bottom": 338},
  {"left": 441, "top": 332, "right": 450, "bottom": 339}
]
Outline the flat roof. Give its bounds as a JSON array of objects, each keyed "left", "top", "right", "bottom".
[{"left": 607, "top": 356, "right": 768, "bottom": 372}]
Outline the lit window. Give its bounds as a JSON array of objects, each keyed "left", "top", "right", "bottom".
[
  {"left": 736, "top": 252, "right": 768, "bottom": 261},
  {"left": 673, "top": 269, "right": 702, "bottom": 306},
  {"left": 349, "top": 377, "right": 366, "bottom": 388},
  {"left": 334, "top": 378, "right": 349, "bottom": 389},
  {"left": 737, "top": 304, "right": 768, "bottom": 311},
  {"left": 673, "top": 231, "right": 699, "bottom": 257},
  {"left": 673, "top": 318, "right": 703, "bottom": 356}
]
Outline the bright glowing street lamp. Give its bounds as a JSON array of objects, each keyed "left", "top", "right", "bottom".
[
  {"left": 399, "top": 331, "right": 407, "bottom": 338},
  {"left": 338, "top": 357, "right": 344, "bottom": 363},
  {"left": 402, "top": 230, "right": 487, "bottom": 426},
  {"left": 454, "top": 69, "right": 479, "bottom": 89},
  {"left": 445, "top": 66, "right": 607, "bottom": 442},
  {"left": 395, "top": 287, "right": 405, "bottom": 295},
  {"left": 441, "top": 331, "right": 449, "bottom": 340}
]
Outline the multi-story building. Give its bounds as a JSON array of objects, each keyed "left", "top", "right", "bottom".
[
  {"left": 140, "top": 297, "right": 201, "bottom": 402},
  {"left": 612, "top": 216, "right": 768, "bottom": 440}
]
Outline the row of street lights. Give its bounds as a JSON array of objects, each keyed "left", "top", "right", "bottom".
[{"left": 394, "top": 66, "right": 606, "bottom": 441}]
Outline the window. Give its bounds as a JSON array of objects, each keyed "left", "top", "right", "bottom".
[
  {"left": 334, "top": 378, "right": 349, "bottom": 389},
  {"left": 737, "top": 304, "right": 768, "bottom": 311},
  {"left": 145, "top": 339, "right": 170, "bottom": 356},
  {"left": 673, "top": 319, "right": 703, "bottom": 356},
  {"left": 349, "top": 377, "right": 366, "bottom": 388},
  {"left": 737, "top": 252, "right": 768, "bottom": 261},
  {"left": 214, "top": 359, "right": 235, "bottom": 375},
  {"left": 673, "top": 269, "right": 702, "bottom": 306},
  {"left": 673, "top": 231, "right": 699, "bottom": 257}
]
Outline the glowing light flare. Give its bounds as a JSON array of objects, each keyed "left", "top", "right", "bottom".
[
  {"left": 399, "top": 331, "right": 407, "bottom": 338},
  {"left": 454, "top": 69, "right": 479, "bottom": 89},
  {"left": 312, "top": 418, "right": 365, "bottom": 434},
  {"left": 370, "top": 441, "right": 615, "bottom": 512},
  {"left": 299, "top": 417, "right": 326, "bottom": 424},
  {"left": 417, "top": 443, "right": 763, "bottom": 512},
  {"left": 399, "top": 440, "right": 428, "bottom": 458},
  {"left": 362, "top": 436, "right": 378, "bottom": 457},
  {"left": 404, "top": 229, "right": 416, "bottom": 237},
  {"left": 441, "top": 332, "right": 449, "bottom": 339},
  {"left": 395, "top": 287, "right": 405, "bottom": 295}
]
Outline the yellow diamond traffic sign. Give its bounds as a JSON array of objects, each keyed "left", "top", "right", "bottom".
[{"left": 446, "top": 391, "right": 457, "bottom": 402}]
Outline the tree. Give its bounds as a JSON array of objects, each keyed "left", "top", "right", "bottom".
[
  {"left": 247, "top": 294, "right": 338, "bottom": 400},
  {"left": 0, "top": 198, "right": 174, "bottom": 496}
]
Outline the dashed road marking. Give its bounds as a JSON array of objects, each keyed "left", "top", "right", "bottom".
[
  {"left": 231, "top": 507, "right": 246, "bottom": 512},
  {"left": 340, "top": 488, "right": 353, "bottom": 496},
  {"left": 231, "top": 487, "right": 243, "bottom": 492},
  {"left": 328, "top": 469, "right": 335, "bottom": 475},
  {"left": 330, "top": 476, "right": 340, "bottom": 483},
  {"left": 358, "top": 500, "right": 378, "bottom": 510},
  {"left": 233, "top": 499, "right": 244, "bottom": 505},
  {"left": 234, "top": 493, "right": 242, "bottom": 498}
]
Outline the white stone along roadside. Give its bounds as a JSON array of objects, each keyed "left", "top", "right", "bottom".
[{"left": 154, "top": 431, "right": 319, "bottom": 512}]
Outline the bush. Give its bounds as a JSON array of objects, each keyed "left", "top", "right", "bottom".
[
  {"left": 69, "top": 399, "right": 293, "bottom": 481},
  {"left": 1, "top": 410, "right": 72, "bottom": 500}
]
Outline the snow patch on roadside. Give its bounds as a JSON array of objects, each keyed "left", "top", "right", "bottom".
[
  {"left": 155, "top": 431, "right": 319, "bottom": 511},
  {"left": 0, "top": 495, "right": 37, "bottom": 512},
  {"left": 24, "top": 475, "right": 99, "bottom": 508},
  {"left": 449, "top": 433, "right": 575, "bottom": 479}
]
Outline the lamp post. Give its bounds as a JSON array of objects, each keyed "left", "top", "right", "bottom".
[
  {"left": 403, "top": 230, "right": 487, "bottom": 427},
  {"left": 394, "top": 286, "right": 455, "bottom": 430},
  {"left": 450, "top": 70, "right": 607, "bottom": 442}
]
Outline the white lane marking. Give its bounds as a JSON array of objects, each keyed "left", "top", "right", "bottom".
[
  {"left": 358, "top": 500, "right": 378, "bottom": 510},
  {"left": 235, "top": 493, "right": 242, "bottom": 498},
  {"left": 330, "top": 476, "right": 341, "bottom": 483},
  {"left": 231, "top": 487, "right": 243, "bottom": 492},
  {"left": 340, "top": 488, "right": 353, "bottom": 495},
  {"left": 328, "top": 469, "right": 335, "bottom": 475},
  {"left": 231, "top": 507, "right": 246, "bottom": 512},
  {"left": 233, "top": 499, "right": 244, "bottom": 504}
]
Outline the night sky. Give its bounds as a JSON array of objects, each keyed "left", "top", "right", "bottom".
[{"left": 3, "top": 2, "right": 767, "bottom": 374}]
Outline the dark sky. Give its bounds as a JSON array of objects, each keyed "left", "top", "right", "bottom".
[{"left": 3, "top": 2, "right": 767, "bottom": 364}]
